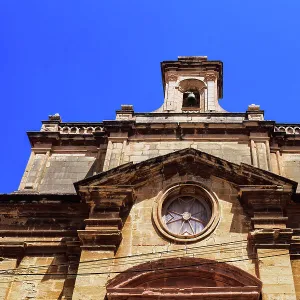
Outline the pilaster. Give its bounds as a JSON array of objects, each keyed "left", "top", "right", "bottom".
[
  {"left": 0, "top": 258, "right": 18, "bottom": 300},
  {"left": 103, "top": 132, "right": 128, "bottom": 171},
  {"left": 205, "top": 72, "right": 218, "bottom": 111},
  {"left": 240, "top": 186, "right": 297, "bottom": 300},
  {"left": 257, "top": 249, "right": 296, "bottom": 300},
  {"left": 249, "top": 133, "right": 271, "bottom": 171},
  {"left": 73, "top": 186, "right": 134, "bottom": 299}
]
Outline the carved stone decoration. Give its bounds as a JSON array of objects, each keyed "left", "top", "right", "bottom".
[
  {"left": 165, "top": 72, "right": 178, "bottom": 81},
  {"left": 274, "top": 125, "right": 300, "bottom": 135},
  {"left": 239, "top": 186, "right": 295, "bottom": 249},
  {"left": 247, "top": 104, "right": 261, "bottom": 111},
  {"left": 204, "top": 72, "right": 217, "bottom": 82},
  {"left": 48, "top": 113, "right": 61, "bottom": 121},
  {"left": 178, "top": 78, "right": 206, "bottom": 93},
  {"left": 106, "top": 257, "right": 262, "bottom": 300},
  {"left": 57, "top": 125, "right": 105, "bottom": 134},
  {"left": 247, "top": 113, "right": 264, "bottom": 121},
  {"left": 76, "top": 186, "right": 134, "bottom": 251},
  {"left": 41, "top": 124, "right": 59, "bottom": 132},
  {"left": 181, "top": 110, "right": 203, "bottom": 113},
  {"left": 162, "top": 195, "right": 211, "bottom": 236},
  {"left": 153, "top": 182, "right": 220, "bottom": 243}
]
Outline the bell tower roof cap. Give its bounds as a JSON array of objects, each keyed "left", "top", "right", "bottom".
[{"left": 178, "top": 56, "right": 208, "bottom": 62}]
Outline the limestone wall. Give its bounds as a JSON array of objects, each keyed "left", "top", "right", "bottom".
[
  {"left": 73, "top": 173, "right": 257, "bottom": 299},
  {"left": 116, "top": 173, "right": 253, "bottom": 267},
  {"left": 282, "top": 153, "right": 300, "bottom": 191},
  {"left": 5, "top": 255, "right": 70, "bottom": 300},
  {"left": 257, "top": 249, "right": 296, "bottom": 299},
  {"left": 38, "top": 154, "right": 96, "bottom": 193},
  {"left": 291, "top": 259, "right": 300, "bottom": 299},
  {"left": 0, "top": 199, "right": 86, "bottom": 300},
  {"left": 19, "top": 145, "right": 107, "bottom": 193},
  {"left": 104, "top": 140, "right": 252, "bottom": 171}
]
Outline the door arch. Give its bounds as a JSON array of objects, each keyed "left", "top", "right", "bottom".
[{"left": 106, "top": 257, "right": 262, "bottom": 299}]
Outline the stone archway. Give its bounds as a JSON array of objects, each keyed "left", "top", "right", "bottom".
[{"left": 106, "top": 257, "right": 262, "bottom": 299}]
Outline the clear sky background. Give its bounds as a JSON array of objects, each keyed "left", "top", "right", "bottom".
[{"left": 1, "top": 1, "right": 300, "bottom": 193}]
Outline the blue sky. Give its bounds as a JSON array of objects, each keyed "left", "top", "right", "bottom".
[{"left": 1, "top": 1, "right": 300, "bottom": 193}]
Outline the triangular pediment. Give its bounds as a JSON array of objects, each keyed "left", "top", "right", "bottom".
[{"left": 75, "top": 148, "right": 297, "bottom": 191}]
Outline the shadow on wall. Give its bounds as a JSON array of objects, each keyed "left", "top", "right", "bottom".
[
  {"left": 41, "top": 253, "right": 80, "bottom": 300},
  {"left": 84, "top": 151, "right": 106, "bottom": 179}
]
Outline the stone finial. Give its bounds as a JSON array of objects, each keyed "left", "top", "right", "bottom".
[
  {"left": 247, "top": 104, "right": 261, "bottom": 111},
  {"left": 116, "top": 105, "right": 134, "bottom": 121},
  {"left": 48, "top": 113, "right": 62, "bottom": 122},
  {"left": 121, "top": 105, "right": 134, "bottom": 111},
  {"left": 246, "top": 104, "right": 264, "bottom": 121}
]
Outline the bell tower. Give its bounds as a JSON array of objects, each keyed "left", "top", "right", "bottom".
[{"left": 155, "top": 56, "right": 225, "bottom": 113}]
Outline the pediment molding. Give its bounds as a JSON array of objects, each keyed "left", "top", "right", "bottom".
[
  {"left": 75, "top": 148, "right": 297, "bottom": 192},
  {"left": 74, "top": 148, "right": 298, "bottom": 250}
]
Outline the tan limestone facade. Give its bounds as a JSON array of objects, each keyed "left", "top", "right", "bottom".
[{"left": 0, "top": 56, "right": 300, "bottom": 299}]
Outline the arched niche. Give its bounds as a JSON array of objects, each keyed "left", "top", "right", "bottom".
[
  {"left": 106, "top": 257, "right": 262, "bottom": 299},
  {"left": 178, "top": 78, "right": 206, "bottom": 92},
  {"left": 178, "top": 79, "right": 206, "bottom": 111}
]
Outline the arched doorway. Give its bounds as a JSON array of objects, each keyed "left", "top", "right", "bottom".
[{"left": 106, "top": 257, "right": 262, "bottom": 299}]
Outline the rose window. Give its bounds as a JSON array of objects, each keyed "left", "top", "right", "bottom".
[
  {"left": 153, "top": 183, "right": 219, "bottom": 243},
  {"left": 162, "top": 195, "right": 211, "bottom": 237}
]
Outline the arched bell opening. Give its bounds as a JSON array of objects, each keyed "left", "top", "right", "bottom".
[
  {"left": 106, "top": 257, "right": 262, "bottom": 299},
  {"left": 182, "top": 90, "right": 201, "bottom": 108},
  {"left": 178, "top": 79, "right": 206, "bottom": 111}
]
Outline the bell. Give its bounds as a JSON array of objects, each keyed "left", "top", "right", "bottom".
[{"left": 187, "top": 92, "right": 196, "bottom": 105}]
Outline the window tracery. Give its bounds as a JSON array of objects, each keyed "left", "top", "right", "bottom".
[
  {"left": 162, "top": 195, "right": 211, "bottom": 236},
  {"left": 152, "top": 182, "right": 220, "bottom": 243}
]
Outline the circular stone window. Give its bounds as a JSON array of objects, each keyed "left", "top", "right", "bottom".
[{"left": 153, "top": 183, "right": 220, "bottom": 243}]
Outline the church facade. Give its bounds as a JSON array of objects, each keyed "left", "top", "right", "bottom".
[{"left": 0, "top": 56, "right": 299, "bottom": 299}]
